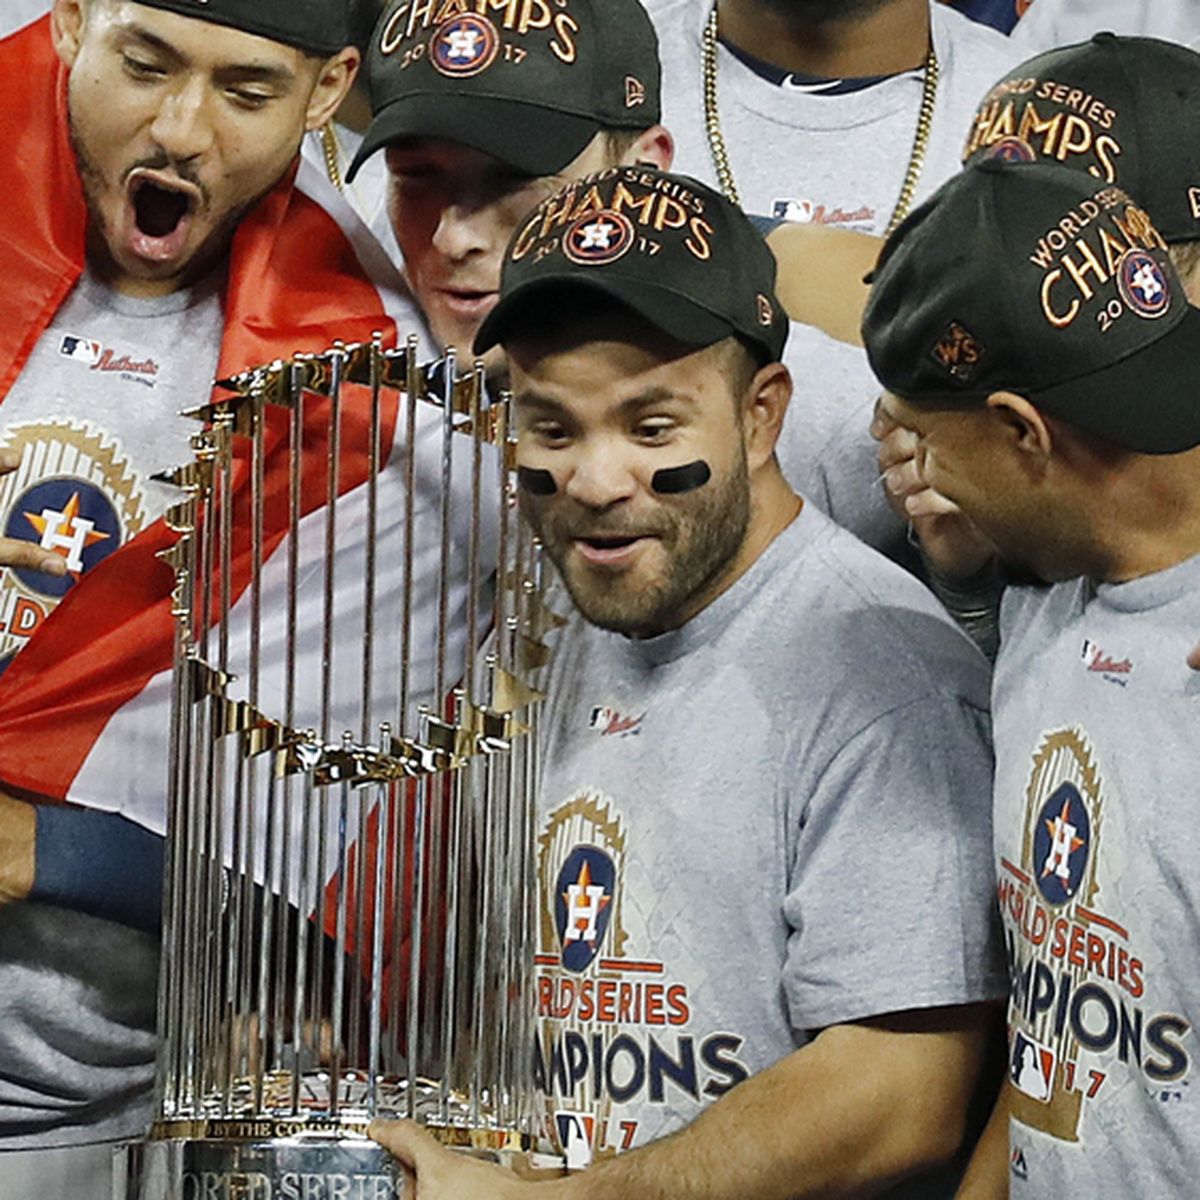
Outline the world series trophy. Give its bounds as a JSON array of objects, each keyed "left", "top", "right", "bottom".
[{"left": 117, "top": 337, "right": 554, "bottom": 1198}]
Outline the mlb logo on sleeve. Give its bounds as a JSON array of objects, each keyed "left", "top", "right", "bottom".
[{"left": 59, "top": 334, "right": 102, "bottom": 366}]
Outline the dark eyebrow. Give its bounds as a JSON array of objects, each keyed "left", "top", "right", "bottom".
[
  {"left": 616, "top": 388, "right": 695, "bottom": 416},
  {"left": 121, "top": 24, "right": 297, "bottom": 88},
  {"left": 121, "top": 24, "right": 187, "bottom": 65},
  {"left": 515, "top": 387, "right": 696, "bottom": 418},
  {"left": 514, "top": 391, "right": 569, "bottom": 416},
  {"left": 214, "top": 63, "right": 298, "bottom": 88}
]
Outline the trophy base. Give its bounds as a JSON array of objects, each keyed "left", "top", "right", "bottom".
[{"left": 116, "top": 1136, "right": 404, "bottom": 1200}]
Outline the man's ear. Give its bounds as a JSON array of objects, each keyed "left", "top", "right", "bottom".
[
  {"left": 986, "top": 391, "right": 1053, "bottom": 460},
  {"left": 742, "top": 362, "right": 792, "bottom": 472},
  {"left": 305, "top": 46, "right": 362, "bottom": 132},
  {"left": 52, "top": 0, "right": 86, "bottom": 70},
  {"left": 618, "top": 124, "right": 675, "bottom": 171}
]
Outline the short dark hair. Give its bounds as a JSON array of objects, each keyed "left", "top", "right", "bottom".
[
  {"left": 1169, "top": 239, "right": 1200, "bottom": 283},
  {"left": 600, "top": 128, "right": 648, "bottom": 163},
  {"left": 725, "top": 335, "right": 770, "bottom": 399}
]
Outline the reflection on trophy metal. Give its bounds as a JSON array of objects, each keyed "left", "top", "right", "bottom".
[{"left": 119, "top": 338, "right": 550, "bottom": 1198}]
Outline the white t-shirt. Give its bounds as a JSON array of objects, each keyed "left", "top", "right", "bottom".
[
  {"left": 1012, "top": 0, "right": 1200, "bottom": 53},
  {"left": 646, "top": 0, "right": 1022, "bottom": 561}
]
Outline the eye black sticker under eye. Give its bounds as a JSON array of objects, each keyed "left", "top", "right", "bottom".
[
  {"left": 517, "top": 466, "right": 558, "bottom": 495},
  {"left": 651, "top": 461, "right": 712, "bottom": 495},
  {"left": 516, "top": 462, "right": 712, "bottom": 496}
]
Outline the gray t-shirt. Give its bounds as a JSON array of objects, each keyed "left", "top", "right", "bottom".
[
  {"left": 646, "top": 0, "right": 1021, "bottom": 560},
  {"left": 1011, "top": 0, "right": 1200, "bottom": 52},
  {"left": 994, "top": 558, "right": 1200, "bottom": 1195},
  {"left": 0, "top": 271, "right": 224, "bottom": 1148},
  {"left": 0, "top": 269, "right": 224, "bottom": 671},
  {"left": 532, "top": 505, "right": 1005, "bottom": 1191}
]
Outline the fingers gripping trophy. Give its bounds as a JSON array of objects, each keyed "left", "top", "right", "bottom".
[{"left": 118, "top": 336, "right": 556, "bottom": 1198}]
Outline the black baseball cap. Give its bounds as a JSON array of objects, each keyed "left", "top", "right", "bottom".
[
  {"left": 475, "top": 166, "right": 789, "bottom": 362},
  {"left": 347, "top": 0, "right": 661, "bottom": 182},
  {"left": 863, "top": 158, "right": 1200, "bottom": 455},
  {"left": 964, "top": 33, "right": 1200, "bottom": 244},
  {"left": 134, "top": 0, "right": 353, "bottom": 55}
]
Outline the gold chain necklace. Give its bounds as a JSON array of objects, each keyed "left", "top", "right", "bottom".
[
  {"left": 320, "top": 122, "right": 345, "bottom": 192},
  {"left": 702, "top": 4, "right": 939, "bottom": 236}
]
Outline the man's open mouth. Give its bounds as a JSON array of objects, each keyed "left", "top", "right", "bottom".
[
  {"left": 134, "top": 179, "right": 192, "bottom": 237},
  {"left": 124, "top": 171, "right": 202, "bottom": 263},
  {"left": 573, "top": 534, "right": 653, "bottom": 565},
  {"left": 580, "top": 535, "right": 641, "bottom": 550}
]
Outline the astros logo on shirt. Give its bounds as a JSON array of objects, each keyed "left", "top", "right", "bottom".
[
  {"left": 1033, "top": 781, "right": 1091, "bottom": 906},
  {"left": 0, "top": 421, "right": 144, "bottom": 672},
  {"left": 1116, "top": 249, "right": 1171, "bottom": 319},
  {"left": 429, "top": 14, "right": 500, "bottom": 77},
  {"left": 563, "top": 210, "right": 636, "bottom": 266},
  {"left": 555, "top": 845, "right": 617, "bottom": 972}
]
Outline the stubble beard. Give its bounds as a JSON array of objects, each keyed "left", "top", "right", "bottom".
[
  {"left": 749, "top": 0, "right": 895, "bottom": 26},
  {"left": 531, "top": 452, "right": 752, "bottom": 639},
  {"left": 69, "top": 108, "right": 286, "bottom": 289}
]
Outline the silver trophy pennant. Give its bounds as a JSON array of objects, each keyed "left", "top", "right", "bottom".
[{"left": 118, "top": 338, "right": 550, "bottom": 1199}]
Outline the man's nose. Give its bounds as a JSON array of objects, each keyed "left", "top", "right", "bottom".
[
  {"left": 561, "top": 442, "right": 640, "bottom": 509},
  {"left": 430, "top": 202, "right": 495, "bottom": 262},
  {"left": 147, "top": 80, "right": 216, "bottom": 165}
]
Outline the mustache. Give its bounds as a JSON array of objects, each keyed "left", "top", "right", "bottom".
[
  {"left": 539, "top": 511, "right": 671, "bottom": 541},
  {"left": 520, "top": 493, "right": 670, "bottom": 540},
  {"left": 123, "top": 152, "right": 211, "bottom": 207}
]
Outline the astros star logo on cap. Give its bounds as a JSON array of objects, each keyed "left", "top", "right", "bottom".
[
  {"left": 986, "top": 136, "right": 1037, "bottom": 165},
  {"left": 563, "top": 211, "right": 636, "bottom": 266},
  {"left": 430, "top": 14, "right": 500, "bottom": 78},
  {"left": 1117, "top": 249, "right": 1171, "bottom": 319}
]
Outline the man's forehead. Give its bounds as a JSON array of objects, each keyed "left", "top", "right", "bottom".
[
  {"left": 92, "top": 0, "right": 333, "bottom": 68},
  {"left": 97, "top": 0, "right": 314, "bottom": 67},
  {"left": 510, "top": 331, "right": 726, "bottom": 407}
]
